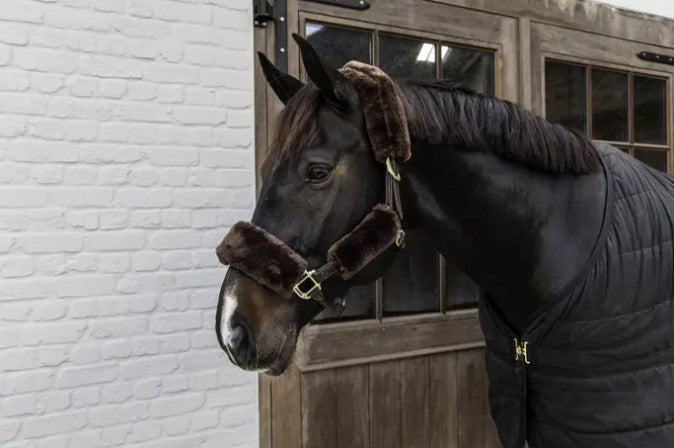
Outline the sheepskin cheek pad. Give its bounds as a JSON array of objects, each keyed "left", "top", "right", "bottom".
[
  {"left": 328, "top": 204, "right": 402, "bottom": 280},
  {"left": 216, "top": 222, "right": 307, "bottom": 299}
]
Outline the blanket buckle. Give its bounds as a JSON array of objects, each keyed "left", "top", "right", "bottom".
[{"left": 514, "top": 338, "right": 531, "bottom": 365}]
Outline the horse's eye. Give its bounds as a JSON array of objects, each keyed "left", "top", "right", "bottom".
[{"left": 306, "top": 165, "right": 331, "bottom": 183}]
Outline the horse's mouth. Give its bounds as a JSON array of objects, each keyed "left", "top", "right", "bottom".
[{"left": 223, "top": 328, "right": 298, "bottom": 376}]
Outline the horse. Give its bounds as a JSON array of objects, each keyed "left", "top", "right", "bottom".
[{"left": 216, "top": 35, "right": 674, "bottom": 448}]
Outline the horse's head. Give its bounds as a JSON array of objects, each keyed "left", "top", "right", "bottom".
[{"left": 217, "top": 36, "right": 400, "bottom": 375}]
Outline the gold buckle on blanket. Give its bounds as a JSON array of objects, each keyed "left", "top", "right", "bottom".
[
  {"left": 293, "top": 270, "right": 321, "bottom": 300},
  {"left": 514, "top": 338, "right": 531, "bottom": 365}
]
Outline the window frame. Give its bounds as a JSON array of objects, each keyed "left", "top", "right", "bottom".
[{"left": 543, "top": 55, "right": 672, "bottom": 172}]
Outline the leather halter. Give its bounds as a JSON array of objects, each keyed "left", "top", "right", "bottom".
[
  {"left": 290, "top": 160, "right": 405, "bottom": 311},
  {"left": 216, "top": 61, "right": 410, "bottom": 312}
]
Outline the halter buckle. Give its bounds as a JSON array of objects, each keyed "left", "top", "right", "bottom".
[
  {"left": 395, "top": 229, "right": 406, "bottom": 247},
  {"left": 293, "top": 270, "right": 321, "bottom": 300},
  {"left": 386, "top": 157, "right": 401, "bottom": 182}
]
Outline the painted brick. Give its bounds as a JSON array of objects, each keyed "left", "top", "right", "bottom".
[{"left": 0, "top": 0, "right": 258, "bottom": 446}]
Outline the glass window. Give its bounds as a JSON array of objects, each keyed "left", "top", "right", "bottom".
[
  {"left": 633, "top": 75, "right": 667, "bottom": 145},
  {"left": 545, "top": 61, "right": 587, "bottom": 134},
  {"left": 591, "top": 68, "right": 629, "bottom": 141},
  {"left": 305, "top": 22, "right": 372, "bottom": 69},
  {"left": 445, "top": 261, "right": 479, "bottom": 310},
  {"left": 379, "top": 35, "right": 436, "bottom": 79},
  {"left": 441, "top": 45, "right": 494, "bottom": 95},
  {"left": 382, "top": 232, "right": 439, "bottom": 316},
  {"left": 635, "top": 149, "right": 668, "bottom": 172}
]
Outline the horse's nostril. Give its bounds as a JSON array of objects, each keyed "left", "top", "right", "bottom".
[{"left": 227, "top": 323, "right": 248, "bottom": 352}]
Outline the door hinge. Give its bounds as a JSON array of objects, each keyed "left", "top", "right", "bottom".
[
  {"left": 253, "top": 0, "right": 288, "bottom": 72},
  {"left": 637, "top": 51, "right": 674, "bottom": 66},
  {"left": 304, "top": 0, "right": 370, "bottom": 10},
  {"left": 514, "top": 338, "right": 531, "bottom": 365}
]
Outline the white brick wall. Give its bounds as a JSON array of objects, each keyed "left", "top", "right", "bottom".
[{"left": 0, "top": 0, "right": 258, "bottom": 447}]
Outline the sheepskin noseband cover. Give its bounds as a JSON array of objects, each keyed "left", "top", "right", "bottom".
[{"left": 217, "top": 204, "right": 401, "bottom": 299}]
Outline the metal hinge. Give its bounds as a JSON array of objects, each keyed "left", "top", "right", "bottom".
[
  {"left": 253, "top": 0, "right": 288, "bottom": 72},
  {"left": 514, "top": 338, "right": 531, "bottom": 365},
  {"left": 637, "top": 51, "right": 674, "bottom": 66}
]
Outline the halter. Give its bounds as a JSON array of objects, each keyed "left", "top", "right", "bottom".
[{"left": 216, "top": 61, "right": 411, "bottom": 311}]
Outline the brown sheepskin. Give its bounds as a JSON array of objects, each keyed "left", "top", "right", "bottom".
[
  {"left": 216, "top": 222, "right": 307, "bottom": 299},
  {"left": 340, "top": 61, "right": 411, "bottom": 163},
  {"left": 328, "top": 204, "right": 402, "bottom": 280}
]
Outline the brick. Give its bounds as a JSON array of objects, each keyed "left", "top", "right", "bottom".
[
  {"left": 91, "top": 316, "right": 148, "bottom": 338},
  {"left": 120, "top": 356, "right": 178, "bottom": 380},
  {"left": 22, "top": 411, "right": 87, "bottom": 438},
  {"left": 149, "top": 393, "right": 204, "bottom": 418},
  {"left": 114, "top": 189, "right": 172, "bottom": 208},
  {"left": 58, "top": 363, "right": 118, "bottom": 388},
  {"left": 132, "top": 378, "right": 161, "bottom": 399},
  {"left": 150, "top": 312, "right": 202, "bottom": 333},
  {"left": 85, "top": 231, "right": 146, "bottom": 251},
  {"left": 174, "top": 107, "right": 227, "bottom": 125},
  {"left": 13, "top": 48, "right": 77, "bottom": 74}
]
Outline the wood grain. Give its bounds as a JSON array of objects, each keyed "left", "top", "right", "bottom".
[
  {"left": 336, "top": 365, "right": 370, "bottom": 448},
  {"left": 400, "top": 357, "right": 430, "bottom": 448},
  {"left": 369, "top": 360, "right": 401, "bottom": 448},
  {"left": 429, "top": 351, "right": 459, "bottom": 448},
  {"left": 457, "top": 350, "right": 486, "bottom": 448},
  {"left": 301, "top": 370, "right": 337, "bottom": 448}
]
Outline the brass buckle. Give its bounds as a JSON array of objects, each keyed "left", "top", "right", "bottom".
[
  {"left": 293, "top": 270, "right": 321, "bottom": 300},
  {"left": 514, "top": 338, "right": 531, "bottom": 365},
  {"left": 395, "top": 229, "right": 406, "bottom": 247},
  {"left": 386, "top": 157, "right": 401, "bottom": 182}
]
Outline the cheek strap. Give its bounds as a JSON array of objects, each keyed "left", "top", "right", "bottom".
[{"left": 216, "top": 204, "right": 402, "bottom": 308}]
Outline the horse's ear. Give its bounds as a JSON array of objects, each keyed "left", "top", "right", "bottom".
[
  {"left": 292, "top": 33, "right": 343, "bottom": 104},
  {"left": 257, "top": 52, "right": 304, "bottom": 105}
]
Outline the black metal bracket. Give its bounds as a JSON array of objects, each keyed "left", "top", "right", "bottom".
[
  {"left": 637, "top": 51, "right": 674, "bottom": 66},
  {"left": 253, "top": 0, "right": 370, "bottom": 73},
  {"left": 253, "top": 0, "right": 288, "bottom": 72},
  {"left": 305, "top": 0, "right": 370, "bottom": 10}
]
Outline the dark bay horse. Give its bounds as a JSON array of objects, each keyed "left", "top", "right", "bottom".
[{"left": 217, "top": 36, "right": 674, "bottom": 448}]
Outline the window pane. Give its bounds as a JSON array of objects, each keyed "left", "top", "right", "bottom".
[
  {"left": 592, "top": 68, "right": 629, "bottom": 141},
  {"left": 635, "top": 149, "right": 668, "bottom": 172},
  {"left": 315, "top": 283, "right": 375, "bottom": 323},
  {"left": 305, "top": 22, "right": 371, "bottom": 69},
  {"left": 378, "top": 35, "right": 436, "bottom": 79},
  {"left": 634, "top": 75, "right": 667, "bottom": 144},
  {"left": 441, "top": 45, "right": 494, "bottom": 95},
  {"left": 545, "top": 60, "right": 587, "bottom": 134},
  {"left": 383, "top": 232, "right": 439, "bottom": 316},
  {"left": 445, "top": 261, "right": 479, "bottom": 310}
]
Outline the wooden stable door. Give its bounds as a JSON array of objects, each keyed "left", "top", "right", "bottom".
[
  {"left": 532, "top": 22, "right": 674, "bottom": 173},
  {"left": 255, "top": 1, "right": 519, "bottom": 447}
]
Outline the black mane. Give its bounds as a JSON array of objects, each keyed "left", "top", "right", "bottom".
[
  {"left": 265, "top": 78, "right": 601, "bottom": 176},
  {"left": 398, "top": 79, "right": 601, "bottom": 174}
]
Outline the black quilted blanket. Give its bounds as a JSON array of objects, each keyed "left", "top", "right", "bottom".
[{"left": 481, "top": 143, "right": 674, "bottom": 448}]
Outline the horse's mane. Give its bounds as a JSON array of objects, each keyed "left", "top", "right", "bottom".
[
  {"left": 263, "top": 79, "right": 601, "bottom": 176},
  {"left": 399, "top": 80, "right": 600, "bottom": 173}
]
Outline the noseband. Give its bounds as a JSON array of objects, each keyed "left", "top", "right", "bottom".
[{"left": 216, "top": 61, "right": 411, "bottom": 311}]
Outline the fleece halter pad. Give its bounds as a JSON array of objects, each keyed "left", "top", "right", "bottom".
[{"left": 216, "top": 61, "right": 410, "bottom": 308}]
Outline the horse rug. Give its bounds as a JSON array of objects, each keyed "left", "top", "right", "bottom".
[{"left": 481, "top": 143, "right": 674, "bottom": 448}]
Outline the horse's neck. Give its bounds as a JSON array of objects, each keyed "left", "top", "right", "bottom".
[{"left": 401, "top": 143, "right": 607, "bottom": 333}]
